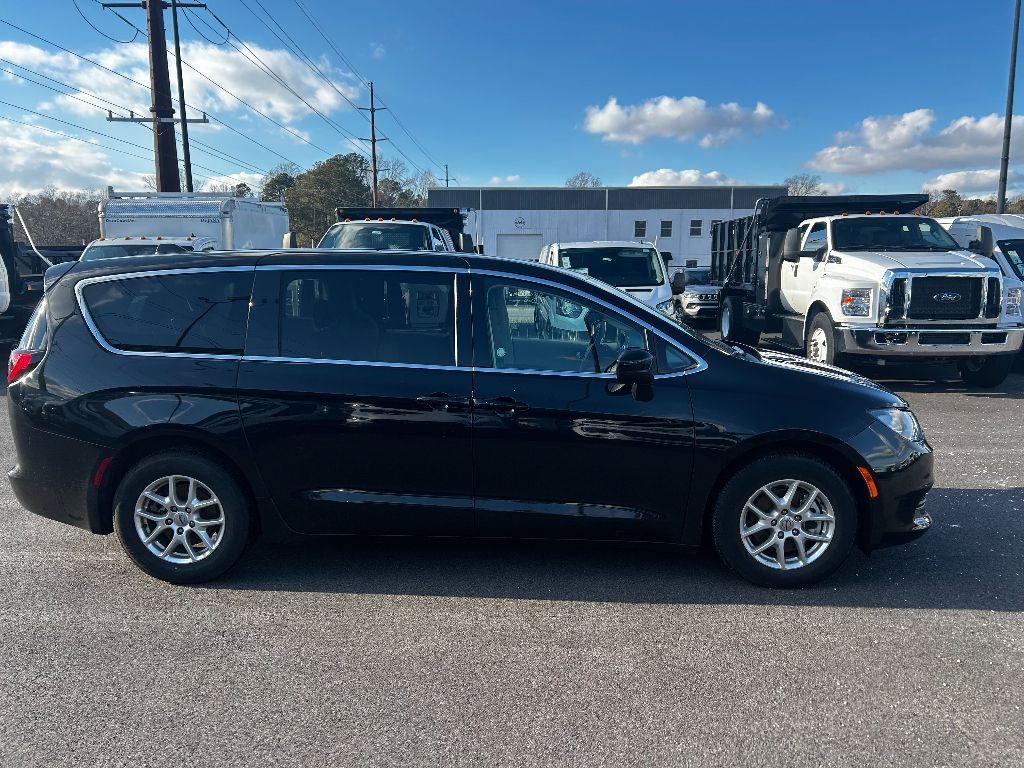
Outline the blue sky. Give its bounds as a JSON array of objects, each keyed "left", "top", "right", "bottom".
[{"left": 0, "top": 0, "right": 1021, "bottom": 195}]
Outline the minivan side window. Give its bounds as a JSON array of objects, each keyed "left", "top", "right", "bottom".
[
  {"left": 275, "top": 269, "right": 454, "bottom": 366},
  {"left": 80, "top": 270, "right": 254, "bottom": 355},
  {"left": 480, "top": 279, "right": 647, "bottom": 373}
]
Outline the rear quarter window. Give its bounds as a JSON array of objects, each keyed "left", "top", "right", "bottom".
[{"left": 80, "top": 269, "right": 254, "bottom": 355}]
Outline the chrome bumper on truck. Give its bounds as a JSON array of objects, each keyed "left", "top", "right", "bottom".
[{"left": 837, "top": 325, "right": 1024, "bottom": 357}]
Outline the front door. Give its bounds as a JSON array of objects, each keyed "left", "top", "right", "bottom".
[
  {"left": 237, "top": 265, "right": 474, "bottom": 535},
  {"left": 469, "top": 274, "right": 696, "bottom": 542},
  {"left": 781, "top": 222, "right": 827, "bottom": 315}
]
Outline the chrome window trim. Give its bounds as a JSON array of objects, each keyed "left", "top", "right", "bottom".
[
  {"left": 255, "top": 263, "right": 467, "bottom": 273},
  {"left": 471, "top": 268, "right": 708, "bottom": 376},
  {"left": 75, "top": 265, "right": 256, "bottom": 361}
]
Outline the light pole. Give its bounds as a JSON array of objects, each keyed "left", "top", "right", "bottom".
[{"left": 998, "top": 0, "right": 1022, "bottom": 213}]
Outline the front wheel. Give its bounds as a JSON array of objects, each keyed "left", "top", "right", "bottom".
[
  {"left": 805, "top": 312, "right": 845, "bottom": 367},
  {"left": 113, "top": 451, "right": 252, "bottom": 584},
  {"left": 712, "top": 455, "right": 857, "bottom": 588},
  {"left": 958, "top": 355, "right": 1014, "bottom": 388}
]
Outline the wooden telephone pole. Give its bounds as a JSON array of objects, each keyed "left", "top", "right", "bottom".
[
  {"left": 359, "top": 81, "right": 387, "bottom": 207},
  {"left": 103, "top": 0, "right": 208, "bottom": 192}
]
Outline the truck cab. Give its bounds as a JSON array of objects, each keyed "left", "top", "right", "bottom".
[
  {"left": 318, "top": 219, "right": 456, "bottom": 252},
  {"left": 713, "top": 195, "right": 1023, "bottom": 387},
  {"left": 539, "top": 241, "right": 675, "bottom": 316}
]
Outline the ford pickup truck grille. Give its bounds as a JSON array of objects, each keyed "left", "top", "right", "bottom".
[{"left": 907, "top": 276, "right": 983, "bottom": 320}]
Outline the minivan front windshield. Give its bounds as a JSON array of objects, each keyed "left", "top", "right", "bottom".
[
  {"left": 832, "top": 216, "right": 961, "bottom": 252},
  {"left": 319, "top": 222, "right": 432, "bottom": 250},
  {"left": 558, "top": 246, "right": 665, "bottom": 288}
]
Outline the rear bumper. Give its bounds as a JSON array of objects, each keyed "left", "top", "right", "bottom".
[
  {"left": 837, "top": 324, "right": 1024, "bottom": 357},
  {"left": 849, "top": 422, "right": 935, "bottom": 549}
]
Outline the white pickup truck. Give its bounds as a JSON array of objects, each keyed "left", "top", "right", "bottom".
[{"left": 713, "top": 194, "right": 1023, "bottom": 387}]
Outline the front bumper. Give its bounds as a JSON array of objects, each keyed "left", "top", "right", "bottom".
[
  {"left": 849, "top": 422, "right": 935, "bottom": 550},
  {"left": 837, "top": 324, "right": 1024, "bottom": 357},
  {"left": 680, "top": 302, "right": 719, "bottom": 318}
]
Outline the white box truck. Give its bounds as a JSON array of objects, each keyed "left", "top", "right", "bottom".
[{"left": 83, "top": 189, "right": 289, "bottom": 261}]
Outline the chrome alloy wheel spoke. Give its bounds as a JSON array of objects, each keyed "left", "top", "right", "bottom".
[
  {"left": 133, "top": 475, "right": 225, "bottom": 565},
  {"left": 739, "top": 479, "right": 836, "bottom": 571}
]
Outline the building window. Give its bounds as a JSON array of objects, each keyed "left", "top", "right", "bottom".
[
  {"left": 661, "top": 251, "right": 672, "bottom": 262},
  {"left": 634, "top": 220, "right": 647, "bottom": 238},
  {"left": 660, "top": 220, "right": 672, "bottom": 238},
  {"left": 686, "top": 259, "right": 698, "bottom": 267},
  {"left": 689, "top": 219, "right": 703, "bottom": 237}
]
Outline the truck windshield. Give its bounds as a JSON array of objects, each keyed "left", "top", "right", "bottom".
[
  {"left": 832, "top": 216, "right": 960, "bottom": 252},
  {"left": 81, "top": 243, "right": 190, "bottom": 261},
  {"left": 558, "top": 247, "right": 665, "bottom": 288},
  {"left": 319, "top": 222, "right": 431, "bottom": 250},
  {"left": 998, "top": 240, "right": 1024, "bottom": 280}
]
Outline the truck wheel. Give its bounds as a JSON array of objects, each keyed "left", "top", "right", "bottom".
[
  {"left": 720, "top": 297, "right": 760, "bottom": 345},
  {"left": 958, "top": 355, "right": 1014, "bottom": 388},
  {"left": 805, "top": 312, "right": 844, "bottom": 367}
]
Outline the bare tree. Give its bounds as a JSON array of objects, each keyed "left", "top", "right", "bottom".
[
  {"left": 565, "top": 171, "right": 603, "bottom": 188},
  {"left": 10, "top": 187, "right": 102, "bottom": 245},
  {"left": 783, "top": 173, "right": 825, "bottom": 196}
]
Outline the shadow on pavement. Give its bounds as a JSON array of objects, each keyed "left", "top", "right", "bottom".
[{"left": 209, "top": 486, "right": 1024, "bottom": 612}]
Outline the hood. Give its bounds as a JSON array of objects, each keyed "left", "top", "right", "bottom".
[
  {"left": 750, "top": 347, "right": 905, "bottom": 407},
  {"left": 623, "top": 283, "right": 670, "bottom": 306},
  {"left": 832, "top": 248, "right": 998, "bottom": 272},
  {"left": 680, "top": 283, "right": 720, "bottom": 293}
]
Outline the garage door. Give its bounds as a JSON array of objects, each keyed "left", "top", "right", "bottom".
[{"left": 496, "top": 234, "right": 544, "bottom": 261}]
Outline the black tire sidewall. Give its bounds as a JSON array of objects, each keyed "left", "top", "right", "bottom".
[
  {"left": 712, "top": 455, "right": 857, "bottom": 588},
  {"left": 958, "top": 355, "right": 1014, "bottom": 387},
  {"left": 113, "top": 452, "right": 250, "bottom": 584}
]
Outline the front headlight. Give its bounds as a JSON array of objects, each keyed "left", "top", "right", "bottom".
[
  {"left": 841, "top": 288, "right": 872, "bottom": 317},
  {"left": 870, "top": 407, "right": 922, "bottom": 441},
  {"left": 1005, "top": 286, "right": 1022, "bottom": 317},
  {"left": 655, "top": 299, "right": 674, "bottom": 313},
  {"left": 682, "top": 291, "right": 700, "bottom": 300}
]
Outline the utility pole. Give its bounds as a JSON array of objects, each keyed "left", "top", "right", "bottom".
[
  {"left": 358, "top": 81, "right": 387, "bottom": 207},
  {"left": 169, "top": 0, "right": 192, "bottom": 192},
  {"left": 103, "top": 1, "right": 208, "bottom": 192},
  {"left": 445, "top": 164, "right": 449, "bottom": 187},
  {"left": 999, "top": 0, "right": 1022, "bottom": 213}
]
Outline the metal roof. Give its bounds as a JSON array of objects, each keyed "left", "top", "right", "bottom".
[{"left": 427, "top": 185, "right": 786, "bottom": 211}]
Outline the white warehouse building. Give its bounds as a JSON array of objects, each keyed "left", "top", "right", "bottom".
[{"left": 427, "top": 185, "right": 786, "bottom": 269}]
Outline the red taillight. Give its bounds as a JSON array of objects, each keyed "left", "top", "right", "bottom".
[{"left": 8, "top": 349, "right": 36, "bottom": 382}]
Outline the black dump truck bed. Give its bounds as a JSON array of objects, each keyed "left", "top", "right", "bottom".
[{"left": 334, "top": 207, "right": 473, "bottom": 251}]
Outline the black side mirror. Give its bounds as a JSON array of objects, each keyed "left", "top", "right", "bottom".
[
  {"left": 612, "top": 347, "right": 655, "bottom": 387},
  {"left": 782, "top": 228, "right": 801, "bottom": 262},
  {"left": 671, "top": 272, "right": 688, "bottom": 295},
  {"left": 969, "top": 226, "right": 994, "bottom": 257},
  {"left": 459, "top": 232, "right": 475, "bottom": 253}
]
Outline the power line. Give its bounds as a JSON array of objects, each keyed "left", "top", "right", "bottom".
[
  {"left": 74, "top": 0, "right": 139, "bottom": 44},
  {"left": 0, "top": 18, "right": 303, "bottom": 170}
]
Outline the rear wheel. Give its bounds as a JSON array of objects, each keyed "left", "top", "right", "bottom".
[
  {"left": 113, "top": 452, "right": 252, "bottom": 584},
  {"left": 712, "top": 454, "right": 857, "bottom": 588},
  {"left": 720, "top": 296, "right": 760, "bottom": 346},
  {"left": 958, "top": 355, "right": 1014, "bottom": 388}
]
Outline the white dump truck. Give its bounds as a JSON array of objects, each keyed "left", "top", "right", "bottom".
[
  {"left": 711, "top": 194, "right": 1023, "bottom": 386},
  {"left": 83, "top": 189, "right": 290, "bottom": 261}
]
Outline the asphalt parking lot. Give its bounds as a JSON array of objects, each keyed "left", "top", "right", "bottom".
[{"left": 1, "top": 367, "right": 1022, "bottom": 768}]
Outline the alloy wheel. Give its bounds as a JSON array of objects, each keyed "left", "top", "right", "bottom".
[
  {"left": 739, "top": 478, "right": 835, "bottom": 570},
  {"left": 133, "top": 475, "right": 226, "bottom": 564}
]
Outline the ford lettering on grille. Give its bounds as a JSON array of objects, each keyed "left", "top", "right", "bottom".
[{"left": 933, "top": 291, "right": 962, "bottom": 303}]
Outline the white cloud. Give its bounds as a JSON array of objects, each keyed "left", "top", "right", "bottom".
[
  {"left": 921, "top": 168, "right": 1022, "bottom": 196},
  {"left": 584, "top": 95, "right": 781, "bottom": 147},
  {"left": 0, "top": 39, "right": 361, "bottom": 125},
  {"left": 819, "top": 180, "right": 850, "bottom": 195},
  {"left": 201, "top": 172, "right": 265, "bottom": 192},
  {"left": 370, "top": 42, "right": 386, "bottom": 60},
  {"left": 0, "top": 119, "right": 149, "bottom": 194},
  {"left": 629, "top": 168, "right": 740, "bottom": 186},
  {"left": 487, "top": 174, "right": 521, "bottom": 185},
  {"left": 809, "top": 109, "right": 1024, "bottom": 175}
]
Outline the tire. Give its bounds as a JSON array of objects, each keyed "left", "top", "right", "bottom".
[
  {"left": 958, "top": 354, "right": 1014, "bottom": 388},
  {"left": 805, "top": 311, "right": 845, "bottom": 367},
  {"left": 711, "top": 454, "right": 857, "bottom": 588},
  {"left": 720, "top": 296, "right": 760, "bottom": 346},
  {"left": 113, "top": 451, "right": 252, "bottom": 584}
]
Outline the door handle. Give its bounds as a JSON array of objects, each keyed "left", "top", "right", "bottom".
[
  {"left": 472, "top": 396, "right": 530, "bottom": 416},
  {"left": 416, "top": 392, "right": 470, "bottom": 411}
]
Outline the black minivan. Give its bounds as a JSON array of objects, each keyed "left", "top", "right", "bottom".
[{"left": 7, "top": 250, "right": 934, "bottom": 587}]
